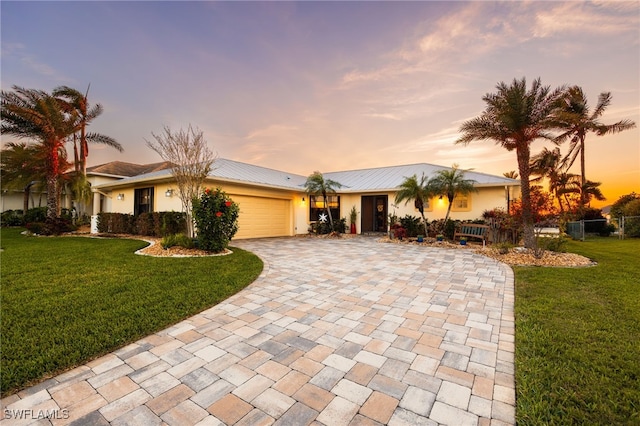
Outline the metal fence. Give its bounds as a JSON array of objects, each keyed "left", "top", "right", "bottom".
[
  {"left": 568, "top": 216, "right": 640, "bottom": 240},
  {"left": 610, "top": 215, "right": 640, "bottom": 240}
]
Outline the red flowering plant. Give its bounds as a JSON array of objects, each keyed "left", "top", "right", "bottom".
[{"left": 192, "top": 187, "right": 239, "bottom": 252}]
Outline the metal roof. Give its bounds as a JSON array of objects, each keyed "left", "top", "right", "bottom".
[
  {"left": 94, "top": 159, "right": 517, "bottom": 192},
  {"left": 86, "top": 161, "right": 173, "bottom": 177},
  {"left": 207, "top": 158, "right": 307, "bottom": 190},
  {"left": 324, "top": 163, "right": 518, "bottom": 193},
  {"left": 95, "top": 158, "right": 307, "bottom": 191}
]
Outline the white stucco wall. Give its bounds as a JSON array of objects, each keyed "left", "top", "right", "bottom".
[{"left": 336, "top": 186, "right": 513, "bottom": 234}]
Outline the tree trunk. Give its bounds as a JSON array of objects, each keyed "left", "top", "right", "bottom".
[
  {"left": 516, "top": 144, "right": 535, "bottom": 248},
  {"left": 420, "top": 212, "right": 428, "bottom": 236},
  {"left": 46, "top": 174, "right": 58, "bottom": 221},
  {"left": 323, "top": 192, "right": 333, "bottom": 227},
  {"left": 73, "top": 134, "right": 80, "bottom": 173},
  {"left": 579, "top": 136, "right": 587, "bottom": 213},
  {"left": 23, "top": 182, "right": 33, "bottom": 213},
  {"left": 46, "top": 144, "right": 61, "bottom": 220},
  {"left": 443, "top": 201, "right": 453, "bottom": 233},
  {"left": 555, "top": 189, "right": 564, "bottom": 213}
]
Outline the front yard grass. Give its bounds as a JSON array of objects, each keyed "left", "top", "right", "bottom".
[
  {"left": 0, "top": 228, "right": 263, "bottom": 396},
  {"left": 515, "top": 237, "right": 640, "bottom": 425}
]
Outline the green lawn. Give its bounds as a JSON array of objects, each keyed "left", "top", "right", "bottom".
[
  {"left": 515, "top": 237, "right": 640, "bottom": 425},
  {"left": 0, "top": 228, "right": 263, "bottom": 396}
]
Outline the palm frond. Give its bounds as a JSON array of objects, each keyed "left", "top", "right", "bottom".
[{"left": 85, "top": 132, "right": 124, "bottom": 152}]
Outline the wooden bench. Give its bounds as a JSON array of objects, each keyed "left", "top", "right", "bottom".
[{"left": 454, "top": 223, "right": 490, "bottom": 247}]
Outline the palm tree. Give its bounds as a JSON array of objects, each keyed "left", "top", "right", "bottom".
[
  {"left": 581, "top": 180, "right": 606, "bottom": 206},
  {"left": 54, "top": 86, "right": 122, "bottom": 217},
  {"left": 554, "top": 86, "right": 636, "bottom": 207},
  {"left": 503, "top": 170, "right": 518, "bottom": 180},
  {"left": 429, "top": 164, "right": 477, "bottom": 228},
  {"left": 395, "top": 173, "right": 433, "bottom": 235},
  {"left": 304, "top": 171, "right": 343, "bottom": 228},
  {"left": 53, "top": 85, "right": 122, "bottom": 176},
  {"left": 456, "top": 77, "right": 565, "bottom": 248},
  {"left": 555, "top": 172, "right": 582, "bottom": 212},
  {"left": 0, "top": 142, "right": 47, "bottom": 212},
  {"left": 529, "top": 147, "right": 577, "bottom": 213},
  {"left": 1, "top": 86, "right": 76, "bottom": 220}
]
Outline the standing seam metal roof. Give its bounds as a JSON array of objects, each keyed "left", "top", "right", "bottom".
[
  {"left": 324, "top": 163, "right": 518, "bottom": 192},
  {"left": 94, "top": 159, "right": 518, "bottom": 191}
]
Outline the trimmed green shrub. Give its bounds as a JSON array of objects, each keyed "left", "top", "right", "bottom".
[
  {"left": 161, "top": 233, "right": 195, "bottom": 249},
  {"left": 44, "top": 217, "right": 76, "bottom": 235},
  {"left": 97, "top": 212, "right": 187, "bottom": 236},
  {"left": 333, "top": 217, "right": 347, "bottom": 233},
  {"left": 24, "top": 207, "right": 47, "bottom": 224},
  {"left": 400, "top": 215, "right": 422, "bottom": 237},
  {"left": 536, "top": 235, "right": 568, "bottom": 253},
  {"left": 159, "top": 211, "right": 188, "bottom": 236},
  {"left": 96, "top": 213, "right": 136, "bottom": 234},
  {"left": 1, "top": 210, "right": 24, "bottom": 227},
  {"left": 192, "top": 188, "right": 239, "bottom": 252},
  {"left": 25, "top": 222, "right": 46, "bottom": 235},
  {"left": 136, "top": 213, "right": 155, "bottom": 236}
]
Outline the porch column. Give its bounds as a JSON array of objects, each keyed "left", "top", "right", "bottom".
[
  {"left": 92, "top": 191, "right": 101, "bottom": 215},
  {"left": 91, "top": 191, "right": 101, "bottom": 234}
]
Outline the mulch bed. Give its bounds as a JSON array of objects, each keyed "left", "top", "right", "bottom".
[
  {"left": 68, "top": 231, "right": 595, "bottom": 266},
  {"left": 377, "top": 236, "right": 595, "bottom": 267}
]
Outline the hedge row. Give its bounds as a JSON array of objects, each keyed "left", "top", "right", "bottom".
[{"left": 97, "top": 212, "right": 187, "bottom": 237}]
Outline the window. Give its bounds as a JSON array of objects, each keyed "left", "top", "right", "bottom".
[
  {"left": 134, "top": 187, "right": 154, "bottom": 215},
  {"left": 417, "top": 198, "right": 432, "bottom": 212},
  {"left": 451, "top": 194, "right": 471, "bottom": 212},
  {"left": 309, "top": 195, "right": 340, "bottom": 222}
]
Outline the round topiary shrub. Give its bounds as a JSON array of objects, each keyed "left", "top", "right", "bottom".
[{"left": 192, "top": 187, "right": 239, "bottom": 252}]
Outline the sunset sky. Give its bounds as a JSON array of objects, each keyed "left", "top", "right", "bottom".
[{"left": 2, "top": 1, "right": 638, "bottom": 207}]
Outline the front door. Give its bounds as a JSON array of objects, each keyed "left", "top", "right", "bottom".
[{"left": 361, "top": 195, "right": 388, "bottom": 233}]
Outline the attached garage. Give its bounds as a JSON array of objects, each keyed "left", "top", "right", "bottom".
[{"left": 232, "top": 195, "right": 292, "bottom": 239}]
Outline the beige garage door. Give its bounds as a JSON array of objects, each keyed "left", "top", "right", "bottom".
[{"left": 232, "top": 196, "right": 291, "bottom": 239}]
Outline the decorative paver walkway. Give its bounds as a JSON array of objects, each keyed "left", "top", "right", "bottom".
[{"left": 1, "top": 237, "right": 515, "bottom": 426}]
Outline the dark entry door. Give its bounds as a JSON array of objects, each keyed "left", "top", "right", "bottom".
[{"left": 361, "top": 195, "right": 388, "bottom": 233}]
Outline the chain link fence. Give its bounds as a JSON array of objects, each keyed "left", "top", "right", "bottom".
[
  {"left": 568, "top": 216, "right": 640, "bottom": 240},
  {"left": 609, "top": 215, "right": 640, "bottom": 240}
]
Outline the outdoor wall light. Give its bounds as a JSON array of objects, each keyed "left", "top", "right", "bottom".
[
  {"left": 117, "top": 193, "right": 124, "bottom": 200},
  {"left": 165, "top": 189, "right": 173, "bottom": 197}
]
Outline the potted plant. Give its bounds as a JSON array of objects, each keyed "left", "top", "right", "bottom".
[
  {"left": 436, "top": 234, "right": 444, "bottom": 242},
  {"left": 459, "top": 237, "right": 467, "bottom": 246},
  {"left": 417, "top": 235, "right": 424, "bottom": 243},
  {"left": 349, "top": 206, "right": 358, "bottom": 234}
]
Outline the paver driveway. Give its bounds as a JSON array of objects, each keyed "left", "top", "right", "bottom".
[{"left": 1, "top": 237, "right": 515, "bottom": 426}]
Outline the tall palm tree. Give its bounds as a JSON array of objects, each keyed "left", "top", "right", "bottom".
[
  {"left": 54, "top": 86, "right": 122, "bottom": 217},
  {"left": 1, "top": 86, "right": 75, "bottom": 220},
  {"left": 304, "top": 171, "right": 342, "bottom": 228},
  {"left": 53, "top": 85, "right": 122, "bottom": 176},
  {"left": 395, "top": 173, "right": 433, "bottom": 235},
  {"left": 456, "top": 77, "right": 565, "bottom": 248},
  {"left": 554, "top": 86, "right": 636, "bottom": 207},
  {"left": 429, "top": 164, "right": 477, "bottom": 228}
]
